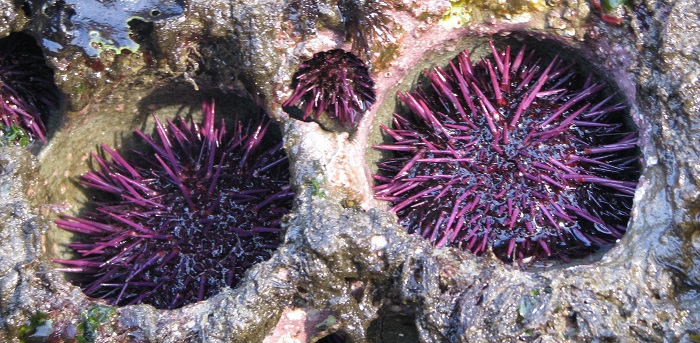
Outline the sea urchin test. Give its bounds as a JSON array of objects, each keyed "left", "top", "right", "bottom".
[
  {"left": 54, "top": 99, "right": 293, "bottom": 309},
  {"left": 374, "top": 42, "right": 639, "bottom": 262}
]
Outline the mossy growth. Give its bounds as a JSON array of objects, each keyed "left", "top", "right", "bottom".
[
  {"left": 76, "top": 305, "right": 116, "bottom": 343},
  {"left": 1, "top": 124, "right": 31, "bottom": 147},
  {"left": 311, "top": 177, "right": 326, "bottom": 198},
  {"left": 601, "top": 0, "right": 627, "bottom": 12},
  {"left": 17, "top": 311, "right": 51, "bottom": 343},
  {"left": 440, "top": 0, "right": 550, "bottom": 27}
]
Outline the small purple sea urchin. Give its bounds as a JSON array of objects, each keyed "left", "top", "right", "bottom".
[
  {"left": 54, "top": 99, "right": 293, "bottom": 309},
  {"left": 283, "top": 49, "right": 375, "bottom": 128},
  {"left": 374, "top": 42, "right": 640, "bottom": 262},
  {"left": 0, "top": 32, "right": 59, "bottom": 142}
]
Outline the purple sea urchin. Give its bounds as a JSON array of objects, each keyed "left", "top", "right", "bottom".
[
  {"left": 283, "top": 49, "right": 375, "bottom": 128},
  {"left": 0, "top": 32, "right": 59, "bottom": 142},
  {"left": 373, "top": 43, "right": 639, "bottom": 262},
  {"left": 54, "top": 99, "right": 293, "bottom": 309}
]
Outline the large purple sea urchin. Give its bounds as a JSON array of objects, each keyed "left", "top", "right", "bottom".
[
  {"left": 0, "top": 32, "right": 59, "bottom": 142},
  {"left": 54, "top": 99, "right": 293, "bottom": 309},
  {"left": 373, "top": 43, "right": 640, "bottom": 262},
  {"left": 283, "top": 49, "right": 375, "bottom": 128}
]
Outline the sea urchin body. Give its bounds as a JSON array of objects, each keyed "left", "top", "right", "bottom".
[
  {"left": 54, "top": 99, "right": 293, "bottom": 309},
  {"left": 283, "top": 49, "right": 375, "bottom": 128},
  {"left": 373, "top": 43, "right": 639, "bottom": 262}
]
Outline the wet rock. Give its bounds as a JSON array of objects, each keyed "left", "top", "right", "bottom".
[
  {"left": 1, "top": 0, "right": 700, "bottom": 342},
  {"left": 34, "top": 0, "right": 184, "bottom": 56}
]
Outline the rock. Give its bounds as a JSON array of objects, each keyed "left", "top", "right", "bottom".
[{"left": 1, "top": 0, "right": 699, "bottom": 342}]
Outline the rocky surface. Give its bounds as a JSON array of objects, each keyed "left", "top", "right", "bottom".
[{"left": 1, "top": 0, "right": 699, "bottom": 342}]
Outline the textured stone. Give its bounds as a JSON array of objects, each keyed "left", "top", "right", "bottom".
[{"left": 1, "top": 0, "right": 699, "bottom": 342}]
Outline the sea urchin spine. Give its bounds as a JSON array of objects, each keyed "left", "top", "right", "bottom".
[
  {"left": 54, "top": 99, "right": 293, "bottom": 309},
  {"left": 373, "top": 42, "right": 639, "bottom": 262},
  {"left": 283, "top": 49, "right": 375, "bottom": 128}
]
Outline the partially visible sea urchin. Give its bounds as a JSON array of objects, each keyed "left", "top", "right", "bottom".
[
  {"left": 54, "top": 99, "right": 293, "bottom": 309},
  {"left": 338, "top": 0, "right": 395, "bottom": 58},
  {"left": 0, "top": 32, "right": 60, "bottom": 142},
  {"left": 283, "top": 49, "right": 375, "bottom": 128},
  {"left": 373, "top": 42, "right": 639, "bottom": 262}
]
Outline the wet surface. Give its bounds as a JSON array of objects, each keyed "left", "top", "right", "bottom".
[
  {"left": 34, "top": 0, "right": 184, "bottom": 56},
  {"left": 1, "top": 0, "right": 700, "bottom": 342}
]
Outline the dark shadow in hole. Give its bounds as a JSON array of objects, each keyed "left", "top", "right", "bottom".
[
  {"left": 127, "top": 18, "right": 156, "bottom": 54},
  {"left": 367, "top": 307, "right": 419, "bottom": 343},
  {"left": 17, "top": 0, "right": 32, "bottom": 17},
  {"left": 316, "top": 332, "right": 347, "bottom": 343},
  {"left": 133, "top": 84, "right": 274, "bottom": 140}
]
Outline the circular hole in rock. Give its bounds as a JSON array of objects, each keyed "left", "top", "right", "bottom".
[
  {"left": 39, "top": 87, "right": 293, "bottom": 309},
  {"left": 367, "top": 35, "right": 641, "bottom": 266}
]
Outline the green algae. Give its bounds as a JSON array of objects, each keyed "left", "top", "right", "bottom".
[
  {"left": 602, "top": 0, "right": 627, "bottom": 12},
  {"left": 17, "top": 311, "right": 51, "bottom": 343},
  {"left": 75, "top": 305, "right": 116, "bottom": 343},
  {"left": 0, "top": 124, "right": 31, "bottom": 147}
]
